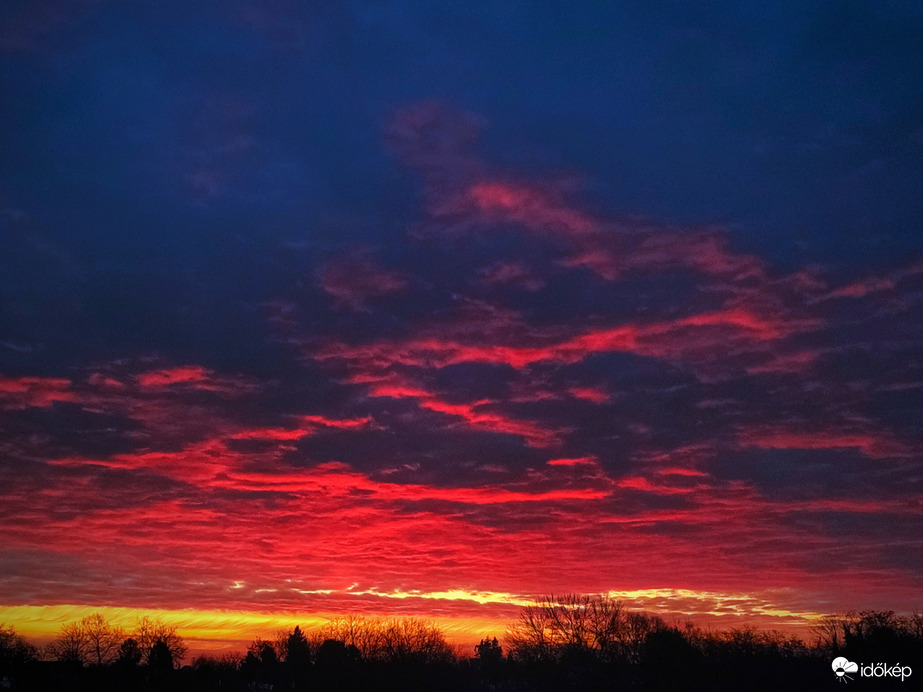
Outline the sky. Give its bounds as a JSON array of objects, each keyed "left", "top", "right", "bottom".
[{"left": 1, "top": 0, "right": 922, "bottom": 651}]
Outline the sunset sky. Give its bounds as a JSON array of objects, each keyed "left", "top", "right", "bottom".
[{"left": 1, "top": 1, "right": 922, "bottom": 652}]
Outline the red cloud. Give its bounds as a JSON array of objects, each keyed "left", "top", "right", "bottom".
[
  {"left": 133, "top": 365, "right": 257, "bottom": 396},
  {"left": 737, "top": 427, "right": 912, "bottom": 459},
  {"left": 384, "top": 101, "right": 482, "bottom": 189},
  {"left": 477, "top": 261, "right": 544, "bottom": 291},
  {"left": 467, "top": 181, "right": 597, "bottom": 239},
  {"left": 10, "top": 413, "right": 918, "bottom": 637},
  {"left": 365, "top": 375, "right": 560, "bottom": 448},
  {"left": 547, "top": 456, "right": 599, "bottom": 467},
  {"left": 624, "top": 230, "right": 766, "bottom": 281},
  {"left": 417, "top": 398, "right": 560, "bottom": 448},
  {"left": 319, "top": 305, "right": 795, "bottom": 372},
  {"left": 136, "top": 366, "right": 214, "bottom": 389},
  {"left": 559, "top": 248, "right": 620, "bottom": 280},
  {"left": 0, "top": 375, "right": 76, "bottom": 409},
  {"left": 567, "top": 387, "right": 611, "bottom": 403},
  {"left": 820, "top": 277, "right": 897, "bottom": 301},
  {"left": 299, "top": 414, "right": 375, "bottom": 430},
  {"left": 319, "top": 251, "right": 408, "bottom": 310},
  {"left": 49, "top": 437, "right": 245, "bottom": 484},
  {"left": 745, "top": 349, "right": 824, "bottom": 375},
  {"left": 656, "top": 467, "right": 709, "bottom": 478},
  {"left": 229, "top": 416, "right": 373, "bottom": 442},
  {"left": 217, "top": 462, "right": 609, "bottom": 504}
]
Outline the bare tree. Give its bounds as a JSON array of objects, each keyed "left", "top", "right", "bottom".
[
  {"left": 133, "top": 616, "right": 187, "bottom": 666},
  {"left": 319, "top": 614, "right": 452, "bottom": 664},
  {"left": 377, "top": 617, "right": 453, "bottom": 665},
  {"left": 320, "top": 614, "right": 382, "bottom": 660},
  {"left": 505, "top": 594, "right": 662, "bottom": 663},
  {"left": 44, "top": 613, "right": 125, "bottom": 666},
  {"left": 587, "top": 594, "right": 625, "bottom": 659},
  {"left": 620, "top": 611, "right": 666, "bottom": 663},
  {"left": 0, "top": 623, "right": 38, "bottom": 669},
  {"left": 811, "top": 614, "right": 844, "bottom": 653},
  {"left": 80, "top": 613, "right": 124, "bottom": 666},
  {"left": 910, "top": 610, "right": 923, "bottom": 639},
  {"left": 45, "top": 621, "right": 88, "bottom": 665},
  {"left": 505, "top": 599, "right": 557, "bottom": 662},
  {"left": 545, "top": 594, "right": 594, "bottom": 649},
  {"left": 506, "top": 594, "right": 623, "bottom": 661}
]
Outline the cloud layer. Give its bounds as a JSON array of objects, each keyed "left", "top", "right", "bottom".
[{"left": 1, "top": 1, "right": 922, "bottom": 647}]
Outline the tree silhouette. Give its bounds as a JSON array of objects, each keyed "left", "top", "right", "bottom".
[
  {"left": 115, "top": 637, "right": 142, "bottom": 667},
  {"left": 320, "top": 613, "right": 381, "bottom": 660},
  {"left": 148, "top": 639, "right": 173, "bottom": 671},
  {"left": 377, "top": 616, "right": 453, "bottom": 665},
  {"left": 474, "top": 636, "right": 503, "bottom": 680},
  {"left": 0, "top": 623, "right": 38, "bottom": 678},
  {"left": 640, "top": 627, "right": 701, "bottom": 692},
  {"left": 13, "top": 603, "right": 922, "bottom": 691},
  {"left": 45, "top": 621, "right": 88, "bottom": 665},
  {"left": 506, "top": 598, "right": 556, "bottom": 663},
  {"left": 286, "top": 624, "right": 313, "bottom": 682},
  {"left": 316, "top": 638, "right": 361, "bottom": 668},
  {"left": 249, "top": 638, "right": 278, "bottom": 666},
  {"left": 506, "top": 594, "right": 643, "bottom": 663},
  {"left": 811, "top": 608, "right": 923, "bottom": 665},
  {"left": 133, "top": 615, "right": 187, "bottom": 665},
  {"left": 474, "top": 637, "right": 501, "bottom": 664},
  {"left": 242, "top": 637, "right": 282, "bottom": 688},
  {"left": 80, "top": 612, "right": 124, "bottom": 666},
  {"left": 811, "top": 613, "right": 845, "bottom": 653},
  {"left": 318, "top": 614, "right": 453, "bottom": 665}
]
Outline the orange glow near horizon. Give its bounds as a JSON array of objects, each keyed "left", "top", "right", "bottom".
[
  {"left": 0, "top": 603, "right": 508, "bottom": 653},
  {"left": 0, "top": 587, "right": 833, "bottom": 655}
]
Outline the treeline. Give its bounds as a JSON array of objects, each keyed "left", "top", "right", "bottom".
[
  {"left": 1, "top": 614, "right": 187, "bottom": 691},
  {"left": 500, "top": 595, "right": 922, "bottom": 690},
  {"left": 1, "top": 596, "right": 922, "bottom": 691}
]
